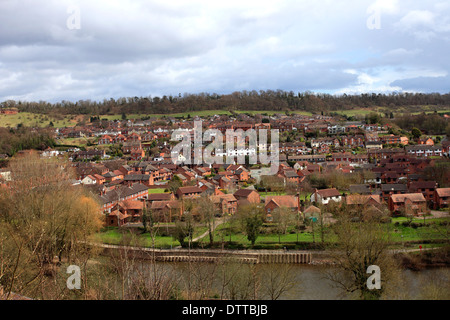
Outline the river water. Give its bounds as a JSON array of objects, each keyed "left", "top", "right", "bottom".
[{"left": 138, "top": 261, "right": 449, "bottom": 300}]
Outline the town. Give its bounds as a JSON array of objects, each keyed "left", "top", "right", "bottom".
[
  {"left": 1, "top": 108, "right": 449, "bottom": 228},
  {"left": 0, "top": 106, "right": 449, "bottom": 301}
]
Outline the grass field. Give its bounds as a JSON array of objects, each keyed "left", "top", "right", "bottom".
[
  {"left": 148, "top": 188, "right": 169, "bottom": 193},
  {"left": 57, "top": 137, "right": 97, "bottom": 147},
  {"left": 2, "top": 107, "right": 448, "bottom": 129},
  {"left": 0, "top": 112, "right": 79, "bottom": 128},
  {"left": 95, "top": 216, "right": 450, "bottom": 250},
  {"left": 97, "top": 225, "right": 209, "bottom": 248}
]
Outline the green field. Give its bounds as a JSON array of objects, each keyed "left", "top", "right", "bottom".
[
  {"left": 148, "top": 188, "right": 169, "bottom": 194},
  {"left": 0, "top": 112, "right": 79, "bottom": 128},
  {"left": 95, "top": 216, "right": 450, "bottom": 250},
  {"left": 2, "top": 107, "right": 448, "bottom": 129}
]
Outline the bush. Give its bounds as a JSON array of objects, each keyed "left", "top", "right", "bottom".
[{"left": 410, "top": 222, "right": 419, "bottom": 229}]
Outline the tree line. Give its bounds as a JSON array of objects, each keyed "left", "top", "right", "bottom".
[
  {"left": 0, "top": 126, "right": 56, "bottom": 157},
  {"left": 2, "top": 91, "right": 450, "bottom": 116}
]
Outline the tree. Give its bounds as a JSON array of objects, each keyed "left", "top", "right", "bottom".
[
  {"left": 259, "top": 264, "right": 298, "bottom": 300},
  {"left": 325, "top": 215, "right": 401, "bottom": 300},
  {"left": 411, "top": 127, "right": 422, "bottom": 139},
  {"left": 173, "top": 213, "right": 195, "bottom": 247},
  {"left": 195, "top": 196, "right": 217, "bottom": 246},
  {"left": 234, "top": 204, "right": 265, "bottom": 246},
  {"left": 0, "top": 152, "right": 102, "bottom": 299},
  {"left": 271, "top": 207, "right": 295, "bottom": 244},
  {"left": 168, "top": 175, "right": 183, "bottom": 194}
]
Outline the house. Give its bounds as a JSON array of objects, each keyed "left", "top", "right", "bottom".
[
  {"left": 346, "top": 194, "right": 382, "bottom": 208},
  {"left": 264, "top": 195, "right": 300, "bottom": 215},
  {"left": 235, "top": 168, "right": 250, "bottom": 181},
  {"left": 349, "top": 184, "right": 372, "bottom": 195},
  {"left": 150, "top": 200, "right": 183, "bottom": 222},
  {"left": 303, "top": 205, "right": 321, "bottom": 219},
  {"left": 81, "top": 175, "right": 97, "bottom": 185},
  {"left": 434, "top": 188, "right": 450, "bottom": 209},
  {"left": 100, "top": 183, "right": 149, "bottom": 213},
  {"left": 418, "top": 137, "right": 434, "bottom": 146},
  {"left": 176, "top": 186, "right": 203, "bottom": 199},
  {"left": 381, "top": 184, "right": 408, "bottom": 202},
  {"left": 233, "top": 188, "right": 261, "bottom": 206},
  {"left": 405, "top": 145, "right": 443, "bottom": 157},
  {"left": 388, "top": 193, "right": 427, "bottom": 215},
  {"left": 73, "top": 149, "right": 106, "bottom": 161},
  {"left": 123, "top": 174, "right": 154, "bottom": 187},
  {"left": 310, "top": 188, "right": 342, "bottom": 205},
  {"left": 130, "top": 147, "right": 145, "bottom": 160},
  {"left": 105, "top": 200, "right": 145, "bottom": 227},
  {"left": 211, "top": 194, "right": 238, "bottom": 216},
  {"left": 280, "top": 169, "right": 301, "bottom": 184},
  {"left": 98, "top": 135, "right": 114, "bottom": 145},
  {"left": 408, "top": 181, "right": 438, "bottom": 204},
  {"left": 365, "top": 141, "right": 383, "bottom": 150},
  {"left": 146, "top": 192, "right": 175, "bottom": 204}
]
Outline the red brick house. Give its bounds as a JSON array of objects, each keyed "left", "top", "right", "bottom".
[
  {"left": 150, "top": 200, "right": 183, "bottom": 222},
  {"left": 233, "top": 188, "right": 261, "bottom": 207},
  {"left": 211, "top": 194, "right": 238, "bottom": 215},
  {"left": 264, "top": 195, "right": 300, "bottom": 215},
  {"left": 98, "top": 135, "right": 113, "bottom": 145},
  {"left": 408, "top": 181, "right": 438, "bottom": 204},
  {"left": 434, "top": 188, "right": 450, "bottom": 209},
  {"left": 105, "top": 199, "right": 145, "bottom": 227},
  {"left": 388, "top": 193, "right": 427, "bottom": 215},
  {"left": 176, "top": 186, "right": 203, "bottom": 199}
]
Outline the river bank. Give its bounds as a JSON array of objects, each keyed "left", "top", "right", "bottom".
[{"left": 94, "top": 241, "right": 450, "bottom": 270}]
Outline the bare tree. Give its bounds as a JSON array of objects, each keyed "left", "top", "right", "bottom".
[{"left": 324, "top": 214, "right": 401, "bottom": 300}]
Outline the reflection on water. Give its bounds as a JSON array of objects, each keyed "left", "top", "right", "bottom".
[{"left": 146, "top": 261, "right": 449, "bottom": 300}]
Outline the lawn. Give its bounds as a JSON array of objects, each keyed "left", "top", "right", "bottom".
[
  {"left": 201, "top": 216, "right": 450, "bottom": 249},
  {"left": 96, "top": 215, "right": 449, "bottom": 250},
  {"left": 96, "top": 224, "right": 210, "bottom": 249},
  {"left": 148, "top": 188, "right": 169, "bottom": 193}
]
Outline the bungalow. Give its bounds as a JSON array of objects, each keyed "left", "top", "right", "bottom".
[
  {"left": 418, "top": 137, "right": 434, "bottom": 146},
  {"left": 81, "top": 175, "right": 97, "bottom": 185}
]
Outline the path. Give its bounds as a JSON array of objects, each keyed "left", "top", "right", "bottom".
[{"left": 174, "top": 217, "right": 226, "bottom": 249}]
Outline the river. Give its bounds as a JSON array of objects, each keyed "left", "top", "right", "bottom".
[{"left": 131, "top": 260, "right": 449, "bottom": 300}]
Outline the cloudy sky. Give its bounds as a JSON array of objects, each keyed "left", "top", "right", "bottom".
[{"left": 1, "top": 0, "right": 449, "bottom": 103}]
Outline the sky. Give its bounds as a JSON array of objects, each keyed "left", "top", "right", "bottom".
[{"left": 0, "top": 0, "right": 449, "bottom": 103}]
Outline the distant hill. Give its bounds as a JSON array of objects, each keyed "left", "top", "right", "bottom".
[{"left": 2, "top": 90, "right": 450, "bottom": 116}]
